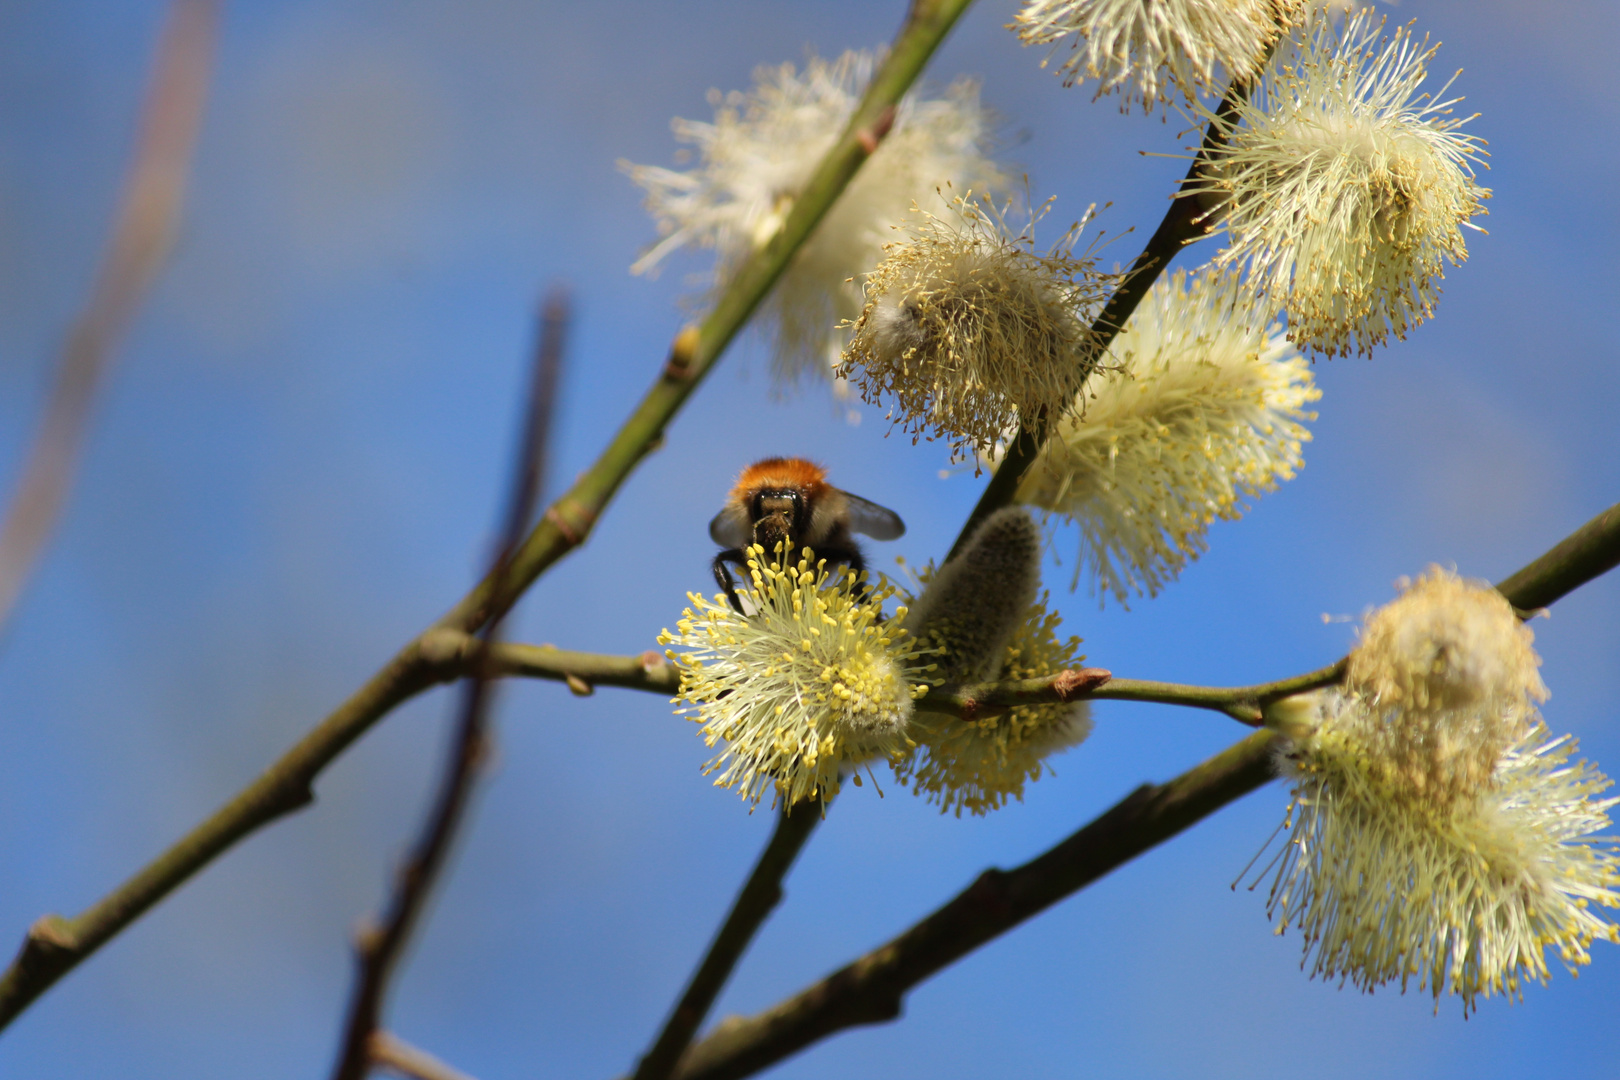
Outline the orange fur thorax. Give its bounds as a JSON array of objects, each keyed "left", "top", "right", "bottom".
[{"left": 729, "top": 457, "right": 828, "bottom": 503}]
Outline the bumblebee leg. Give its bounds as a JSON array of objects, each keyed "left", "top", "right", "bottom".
[{"left": 712, "top": 549, "right": 750, "bottom": 614}]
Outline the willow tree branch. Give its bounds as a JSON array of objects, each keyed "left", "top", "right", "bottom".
[
  {"left": 0, "top": 0, "right": 218, "bottom": 637},
  {"left": 945, "top": 75, "right": 1252, "bottom": 562},
  {"left": 653, "top": 500, "right": 1620, "bottom": 1080},
  {"left": 437, "top": 636, "right": 1308, "bottom": 727},
  {"left": 632, "top": 802, "right": 825, "bottom": 1080},
  {"left": 442, "top": 0, "right": 977, "bottom": 631},
  {"left": 467, "top": 488, "right": 1620, "bottom": 719},
  {"left": 369, "top": 1032, "right": 480, "bottom": 1080},
  {"left": 657, "top": 731, "right": 1279, "bottom": 1080},
  {"left": 329, "top": 290, "right": 568, "bottom": 1080},
  {"left": 0, "top": 0, "right": 976, "bottom": 1033}
]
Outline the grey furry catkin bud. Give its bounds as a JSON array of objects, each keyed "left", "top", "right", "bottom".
[
  {"left": 896, "top": 507, "right": 1094, "bottom": 815},
  {"left": 902, "top": 507, "right": 1043, "bottom": 683}
]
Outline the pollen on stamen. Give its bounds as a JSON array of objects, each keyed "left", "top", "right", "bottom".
[{"left": 660, "top": 543, "right": 932, "bottom": 809}]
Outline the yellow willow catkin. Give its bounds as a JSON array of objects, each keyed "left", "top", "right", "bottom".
[
  {"left": 659, "top": 543, "right": 932, "bottom": 808},
  {"left": 1270, "top": 694, "right": 1620, "bottom": 1012},
  {"left": 1014, "top": 0, "right": 1300, "bottom": 112},
  {"left": 1018, "top": 266, "right": 1318, "bottom": 604}
]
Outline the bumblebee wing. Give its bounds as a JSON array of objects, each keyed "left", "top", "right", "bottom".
[
  {"left": 842, "top": 491, "right": 906, "bottom": 540},
  {"left": 709, "top": 505, "right": 752, "bottom": 548}
]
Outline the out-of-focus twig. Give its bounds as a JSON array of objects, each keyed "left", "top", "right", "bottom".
[
  {"left": 641, "top": 499, "right": 1620, "bottom": 1080},
  {"left": 369, "top": 1031, "right": 480, "bottom": 1080},
  {"left": 0, "top": 0, "right": 218, "bottom": 636},
  {"left": 0, "top": 0, "right": 975, "bottom": 1031},
  {"left": 329, "top": 290, "right": 569, "bottom": 1080}
]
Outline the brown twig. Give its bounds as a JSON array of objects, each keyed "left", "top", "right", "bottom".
[
  {"left": 425, "top": 638, "right": 1319, "bottom": 731},
  {"left": 329, "top": 290, "right": 569, "bottom": 1080},
  {"left": 0, "top": 0, "right": 218, "bottom": 636},
  {"left": 648, "top": 499, "right": 1620, "bottom": 1080},
  {"left": 631, "top": 801, "right": 825, "bottom": 1080},
  {"left": 369, "top": 1031, "right": 480, "bottom": 1080},
  {"left": 0, "top": 0, "right": 976, "bottom": 1032}
]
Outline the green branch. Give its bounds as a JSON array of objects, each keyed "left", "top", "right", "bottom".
[
  {"left": 0, "top": 0, "right": 976, "bottom": 1032},
  {"left": 647, "top": 500, "right": 1620, "bottom": 1080}
]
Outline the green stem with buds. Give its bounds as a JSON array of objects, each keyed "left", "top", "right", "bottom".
[{"left": 0, "top": 0, "right": 977, "bottom": 1032}]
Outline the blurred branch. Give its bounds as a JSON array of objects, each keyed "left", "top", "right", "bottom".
[
  {"left": 631, "top": 801, "right": 824, "bottom": 1080},
  {"left": 636, "top": 499, "right": 1620, "bottom": 1080},
  {"left": 421, "top": 634, "right": 682, "bottom": 696},
  {"left": 0, "top": 0, "right": 977, "bottom": 1032},
  {"left": 438, "top": 0, "right": 976, "bottom": 631},
  {"left": 370, "top": 1032, "right": 480, "bottom": 1080},
  {"left": 330, "top": 290, "right": 567, "bottom": 1080},
  {"left": 0, "top": 0, "right": 218, "bottom": 636},
  {"left": 944, "top": 62, "right": 1257, "bottom": 561}
]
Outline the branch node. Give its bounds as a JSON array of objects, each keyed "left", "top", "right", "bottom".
[
  {"left": 353, "top": 918, "right": 384, "bottom": 959},
  {"left": 662, "top": 325, "right": 701, "bottom": 381},
  {"left": 1226, "top": 702, "right": 1266, "bottom": 727},
  {"left": 544, "top": 498, "right": 596, "bottom": 547},
  {"left": 417, "top": 628, "right": 476, "bottom": 675},
  {"left": 1052, "top": 667, "right": 1111, "bottom": 700},
  {"left": 24, "top": 915, "right": 77, "bottom": 958},
  {"left": 857, "top": 104, "right": 897, "bottom": 155},
  {"left": 564, "top": 673, "right": 595, "bottom": 697}
]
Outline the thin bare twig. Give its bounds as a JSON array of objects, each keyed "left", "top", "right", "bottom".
[
  {"left": 423, "top": 634, "right": 1310, "bottom": 728},
  {"left": 0, "top": 1, "right": 974, "bottom": 1030},
  {"left": 0, "top": 0, "right": 218, "bottom": 636},
  {"left": 369, "top": 1031, "right": 480, "bottom": 1080},
  {"left": 648, "top": 499, "right": 1620, "bottom": 1080},
  {"left": 330, "top": 290, "right": 570, "bottom": 1080},
  {"left": 631, "top": 801, "right": 824, "bottom": 1080}
]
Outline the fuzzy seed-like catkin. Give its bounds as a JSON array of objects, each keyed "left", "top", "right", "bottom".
[
  {"left": 895, "top": 508, "right": 1093, "bottom": 815},
  {"left": 1187, "top": 9, "right": 1489, "bottom": 356},
  {"left": 839, "top": 195, "right": 1115, "bottom": 463},
  {"left": 622, "top": 50, "right": 1011, "bottom": 384}
]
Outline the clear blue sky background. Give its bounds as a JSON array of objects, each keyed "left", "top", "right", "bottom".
[{"left": 2, "top": 1, "right": 1617, "bottom": 1077}]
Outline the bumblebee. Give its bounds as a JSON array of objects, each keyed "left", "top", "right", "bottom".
[{"left": 709, "top": 457, "right": 905, "bottom": 613}]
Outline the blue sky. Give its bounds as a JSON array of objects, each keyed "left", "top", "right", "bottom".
[{"left": 2, "top": 1, "right": 1618, "bottom": 1077}]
